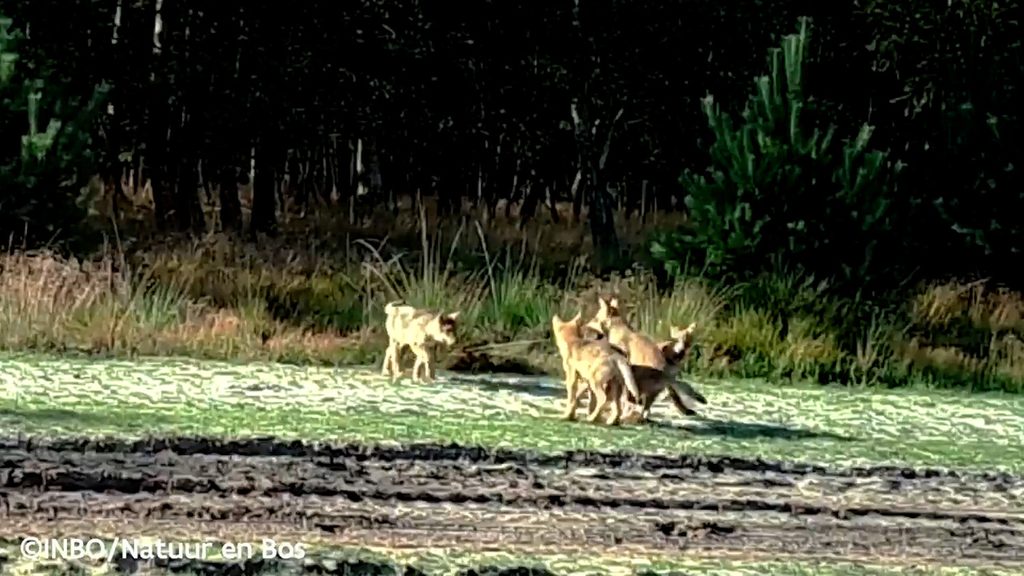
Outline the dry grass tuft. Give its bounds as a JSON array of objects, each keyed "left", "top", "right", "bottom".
[
  {"left": 912, "top": 280, "right": 1024, "bottom": 333},
  {"left": 990, "top": 334, "right": 1024, "bottom": 383},
  {"left": 0, "top": 250, "right": 126, "bottom": 346},
  {"left": 895, "top": 337, "right": 986, "bottom": 381}
]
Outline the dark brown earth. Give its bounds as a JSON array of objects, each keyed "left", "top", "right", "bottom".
[{"left": 1, "top": 436, "right": 1023, "bottom": 574}]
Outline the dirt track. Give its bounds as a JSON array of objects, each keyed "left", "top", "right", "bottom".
[{"left": 2, "top": 436, "right": 1023, "bottom": 571}]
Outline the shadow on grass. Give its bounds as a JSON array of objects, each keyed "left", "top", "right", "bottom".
[
  {"left": 646, "top": 414, "right": 857, "bottom": 442},
  {"left": 0, "top": 406, "right": 179, "bottom": 434},
  {"left": 444, "top": 373, "right": 857, "bottom": 443},
  {"left": 443, "top": 373, "right": 563, "bottom": 399}
]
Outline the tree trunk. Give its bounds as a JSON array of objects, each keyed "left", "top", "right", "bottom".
[
  {"left": 218, "top": 164, "right": 242, "bottom": 232},
  {"left": 146, "top": 0, "right": 172, "bottom": 231},
  {"left": 333, "top": 135, "right": 347, "bottom": 205},
  {"left": 571, "top": 100, "right": 623, "bottom": 271},
  {"left": 250, "top": 136, "right": 279, "bottom": 236},
  {"left": 518, "top": 182, "right": 540, "bottom": 230},
  {"left": 586, "top": 173, "right": 619, "bottom": 270},
  {"left": 173, "top": 152, "right": 204, "bottom": 232},
  {"left": 570, "top": 169, "right": 583, "bottom": 224},
  {"left": 546, "top": 185, "right": 560, "bottom": 223}
]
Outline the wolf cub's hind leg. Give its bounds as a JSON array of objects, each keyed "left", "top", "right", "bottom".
[
  {"left": 562, "top": 374, "right": 581, "bottom": 420},
  {"left": 382, "top": 342, "right": 398, "bottom": 378},
  {"left": 605, "top": 393, "right": 622, "bottom": 426},
  {"left": 586, "top": 384, "right": 611, "bottom": 424}
]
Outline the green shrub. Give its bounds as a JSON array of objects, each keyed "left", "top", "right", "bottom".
[
  {"left": 265, "top": 274, "right": 365, "bottom": 333},
  {"left": 654, "top": 18, "right": 900, "bottom": 288}
]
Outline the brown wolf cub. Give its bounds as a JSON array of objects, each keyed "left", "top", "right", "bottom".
[
  {"left": 382, "top": 301, "right": 461, "bottom": 383},
  {"left": 586, "top": 297, "right": 706, "bottom": 423},
  {"left": 625, "top": 322, "right": 706, "bottom": 424},
  {"left": 551, "top": 312, "right": 642, "bottom": 425}
]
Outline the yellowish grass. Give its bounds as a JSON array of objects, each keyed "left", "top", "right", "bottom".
[
  {"left": 778, "top": 316, "right": 845, "bottom": 376},
  {"left": 912, "top": 280, "right": 1024, "bottom": 333},
  {"left": 2, "top": 229, "right": 1024, "bottom": 391}
]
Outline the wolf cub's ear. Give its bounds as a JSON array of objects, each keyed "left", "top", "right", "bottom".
[
  {"left": 445, "top": 311, "right": 461, "bottom": 321},
  {"left": 671, "top": 322, "right": 697, "bottom": 338}
]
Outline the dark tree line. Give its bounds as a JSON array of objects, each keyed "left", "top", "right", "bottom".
[{"left": 1, "top": 0, "right": 1022, "bottom": 283}]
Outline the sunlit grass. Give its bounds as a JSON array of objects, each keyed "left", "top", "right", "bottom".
[{"left": 2, "top": 353, "right": 1022, "bottom": 473}]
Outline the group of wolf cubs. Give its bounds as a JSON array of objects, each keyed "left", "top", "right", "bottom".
[{"left": 381, "top": 295, "right": 706, "bottom": 426}]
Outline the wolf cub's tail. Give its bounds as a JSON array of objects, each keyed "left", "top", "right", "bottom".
[{"left": 672, "top": 378, "right": 707, "bottom": 405}]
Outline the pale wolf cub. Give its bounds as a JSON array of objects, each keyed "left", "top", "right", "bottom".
[
  {"left": 551, "top": 312, "right": 642, "bottom": 425},
  {"left": 586, "top": 296, "right": 706, "bottom": 423},
  {"left": 382, "top": 301, "right": 461, "bottom": 383}
]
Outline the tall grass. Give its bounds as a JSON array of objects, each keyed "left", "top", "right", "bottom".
[
  {"left": 357, "top": 202, "right": 480, "bottom": 317},
  {"left": 1, "top": 234, "right": 1023, "bottom": 392},
  {"left": 474, "top": 223, "right": 572, "bottom": 339}
]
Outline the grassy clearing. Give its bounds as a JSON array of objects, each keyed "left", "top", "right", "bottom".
[
  {"left": 2, "top": 353, "right": 1022, "bottom": 472},
  {"left": 2, "top": 540, "right": 1016, "bottom": 576}
]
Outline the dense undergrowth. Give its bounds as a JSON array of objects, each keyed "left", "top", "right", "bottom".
[{"left": 2, "top": 219, "right": 1022, "bottom": 394}]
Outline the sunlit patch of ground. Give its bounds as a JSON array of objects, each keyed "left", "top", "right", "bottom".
[{"left": 1, "top": 352, "right": 1022, "bottom": 472}]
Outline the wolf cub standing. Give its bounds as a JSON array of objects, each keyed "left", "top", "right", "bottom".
[
  {"left": 586, "top": 296, "right": 706, "bottom": 423},
  {"left": 551, "top": 312, "right": 642, "bottom": 425},
  {"left": 382, "top": 301, "right": 461, "bottom": 383}
]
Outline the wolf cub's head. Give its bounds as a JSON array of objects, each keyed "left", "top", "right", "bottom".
[
  {"left": 426, "top": 311, "right": 461, "bottom": 346},
  {"left": 585, "top": 295, "right": 623, "bottom": 334}
]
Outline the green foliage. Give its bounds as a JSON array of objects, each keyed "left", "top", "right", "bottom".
[
  {"left": 657, "top": 19, "right": 900, "bottom": 287},
  {"left": 265, "top": 275, "right": 365, "bottom": 333},
  {"left": 477, "top": 251, "right": 560, "bottom": 338},
  {"left": 0, "top": 13, "right": 107, "bottom": 249}
]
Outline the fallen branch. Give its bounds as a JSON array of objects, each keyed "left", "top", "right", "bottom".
[{"left": 460, "top": 339, "right": 549, "bottom": 353}]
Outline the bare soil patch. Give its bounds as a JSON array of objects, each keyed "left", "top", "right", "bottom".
[{"left": 1, "top": 437, "right": 1023, "bottom": 571}]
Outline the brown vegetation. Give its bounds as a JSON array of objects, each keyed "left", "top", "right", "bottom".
[{"left": 3, "top": 199, "right": 1023, "bottom": 393}]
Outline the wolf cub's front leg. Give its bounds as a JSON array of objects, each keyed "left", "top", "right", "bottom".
[
  {"left": 562, "top": 371, "right": 581, "bottom": 420},
  {"left": 381, "top": 342, "right": 399, "bottom": 378},
  {"left": 409, "top": 344, "right": 433, "bottom": 383}
]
